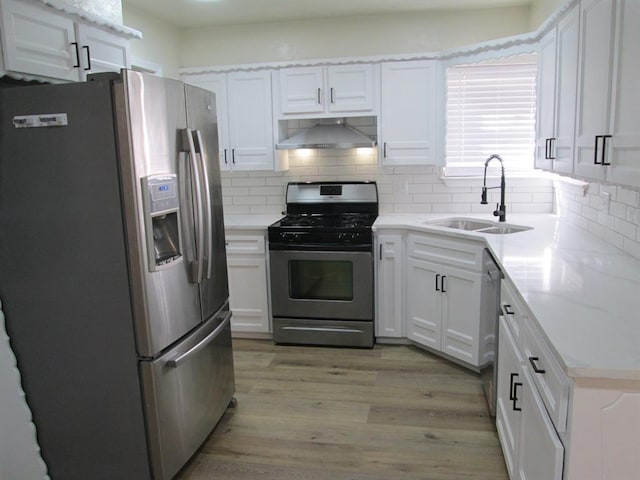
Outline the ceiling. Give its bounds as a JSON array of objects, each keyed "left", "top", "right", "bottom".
[{"left": 123, "top": 0, "right": 531, "bottom": 28}]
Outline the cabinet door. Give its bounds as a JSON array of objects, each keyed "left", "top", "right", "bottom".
[
  {"left": 380, "top": 60, "right": 438, "bottom": 166},
  {"left": 327, "top": 64, "right": 374, "bottom": 113},
  {"left": 607, "top": 0, "right": 640, "bottom": 187},
  {"left": 183, "top": 74, "right": 230, "bottom": 170},
  {"left": 75, "top": 23, "right": 130, "bottom": 79},
  {"left": 573, "top": 0, "right": 615, "bottom": 180},
  {"left": 227, "top": 256, "right": 269, "bottom": 333},
  {"left": 518, "top": 369, "right": 564, "bottom": 480},
  {"left": 535, "top": 28, "right": 557, "bottom": 170},
  {"left": 0, "top": 0, "right": 79, "bottom": 81},
  {"left": 496, "top": 317, "right": 523, "bottom": 480},
  {"left": 227, "top": 71, "right": 274, "bottom": 171},
  {"left": 440, "top": 265, "right": 482, "bottom": 365},
  {"left": 552, "top": 5, "right": 580, "bottom": 174},
  {"left": 376, "top": 234, "right": 403, "bottom": 338},
  {"left": 278, "top": 67, "right": 324, "bottom": 115},
  {"left": 405, "top": 257, "right": 441, "bottom": 350}
]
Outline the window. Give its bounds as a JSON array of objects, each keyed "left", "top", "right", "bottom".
[{"left": 445, "top": 58, "right": 537, "bottom": 176}]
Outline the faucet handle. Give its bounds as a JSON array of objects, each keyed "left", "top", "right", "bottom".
[{"left": 493, "top": 203, "right": 500, "bottom": 217}]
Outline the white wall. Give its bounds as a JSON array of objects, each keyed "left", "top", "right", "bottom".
[
  {"left": 59, "top": 0, "right": 122, "bottom": 24},
  {"left": 123, "top": 4, "right": 182, "bottom": 79},
  {"left": 180, "top": 6, "right": 531, "bottom": 68},
  {"left": 529, "top": 0, "right": 566, "bottom": 30}
]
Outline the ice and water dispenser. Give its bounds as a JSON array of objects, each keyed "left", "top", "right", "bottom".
[{"left": 142, "top": 174, "right": 182, "bottom": 271}]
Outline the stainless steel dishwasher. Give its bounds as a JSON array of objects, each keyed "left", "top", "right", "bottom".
[{"left": 480, "top": 249, "right": 502, "bottom": 416}]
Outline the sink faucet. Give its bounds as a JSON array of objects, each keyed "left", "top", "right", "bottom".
[{"left": 481, "top": 154, "right": 506, "bottom": 222}]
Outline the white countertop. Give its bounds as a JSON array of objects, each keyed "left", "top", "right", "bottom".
[{"left": 374, "top": 213, "right": 640, "bottom": 382}]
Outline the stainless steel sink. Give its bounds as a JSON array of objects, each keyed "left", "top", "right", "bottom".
[
  {"left": 425, "top": 218, "right": 495, "bottom": 231},
  {"left": 424, "top": 217, "right": 532, "bottom": 235},
  {"left": 477, "top": 225, "right": 532, "bottom": 235}
]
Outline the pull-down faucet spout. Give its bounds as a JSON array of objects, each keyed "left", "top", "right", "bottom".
[{"left": 481, "top": 154, "right": 506, "bottom": 222}]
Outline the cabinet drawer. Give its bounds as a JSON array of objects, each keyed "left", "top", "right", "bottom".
[
  {"left": 225, "top": 235, "right": 265, "bottom": 255},
  {"left": 407, "top": 233, "right": 484, "bottom": 270},
  {"left": 500, "top": 280, "right": 526, "bottom": 344},
  {"left": 521, "top": 319, "right": 569, "bottom": 433}
]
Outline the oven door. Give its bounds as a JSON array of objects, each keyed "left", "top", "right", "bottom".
[{"left": 269, "top": 249, "right": 373, "bottom": 321}]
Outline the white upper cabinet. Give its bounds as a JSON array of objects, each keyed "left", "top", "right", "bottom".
[
  {"left": 0, "top": 0, "right": 138, "bottom": 82},
  {"left": 227, "top": 71, "right": 275, "bottom": 171},
  {"left": 379, "top": 60, "right": 439, "bottom": 166},
  {"left": 607, "top": 0, "right": 640, "bottom": 187},
  {"left": 0, "top": 0, "right": 78, "bottom": 81},
  {"left": 534, "top": 28, "right": 557, "bottom": 170},
  {"left": 185, "top": 70, "right": 275, "bottom": 172},
  {"left": 573, "top": 0, "right": 615, "bottom": 180},
  {"left": 574, "top": 0, "right": 640, "bottom": 186},
  {"left": 74, "top": 23, "right": 130, "bottom": 79},
  {"left": 277, "top": 64, "right": 376, "bottom": 116},
  {"left": 540, "top": 4, "right": 580, "bottom": 175}
]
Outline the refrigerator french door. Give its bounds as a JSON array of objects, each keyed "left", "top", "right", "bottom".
[{"left": 0, "top": 71, "right": 234, "bottom": 480}]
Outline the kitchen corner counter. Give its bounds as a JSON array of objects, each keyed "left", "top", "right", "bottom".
[{"left": 374, "top": 213, "right": 640, "bottom": 382}]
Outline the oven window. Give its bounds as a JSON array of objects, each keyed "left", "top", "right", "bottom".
[{"left": 288, "top": 260, "right": 353, "bottom": 301}]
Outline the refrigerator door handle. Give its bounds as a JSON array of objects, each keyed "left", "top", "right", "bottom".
[
  {"left": 165, "top": 311, "right": 232, "bottom": 368},
  {"left": 182, "top": 128, "right": 205, "bottom": 283},
  {"left": 193, "top": 129, "right": 213, "bottom": 280}
]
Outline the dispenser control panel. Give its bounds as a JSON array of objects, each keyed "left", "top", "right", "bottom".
[
  {"left": 141, "top": 174, "right": 182, "bottom": 272},
  {"left": 145, "top": 175, "right": 179, "bottom": 214}
]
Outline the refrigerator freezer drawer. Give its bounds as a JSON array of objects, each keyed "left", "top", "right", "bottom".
[{"left": 140, "top": 302, "right": 235, "bottom": 480}]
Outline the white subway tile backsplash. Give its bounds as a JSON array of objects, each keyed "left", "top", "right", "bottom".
[
  {"left": 249, "top": 186, "right": 285, "bottom": 196},
  {"left": 614, "top": 217, "right": 637, "bottom": 239},
  {"left": 617, "top": 188, "right": 639, "bottom": 207},
  {"left": 413, "top": 193, "right": 452, "bottom": 203},
  {"left": 230, "top": 177, "right": 266, "bottom": 187},
  {"left": 555, "top": 176, "right": 640, "bottom": 261},
  {"left": 222, "top": 154, "right": 556, "bottom": 232}
]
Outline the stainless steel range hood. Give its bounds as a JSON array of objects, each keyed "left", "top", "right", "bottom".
[{"left": 276, "top": 119, "right": 376, "bottom": 150}]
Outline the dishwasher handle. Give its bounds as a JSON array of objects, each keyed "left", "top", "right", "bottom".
[{"left": 166, "top": 311, "right": 231, "bottom": 368}]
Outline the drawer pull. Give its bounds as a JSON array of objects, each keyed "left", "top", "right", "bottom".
[
  {"left": 512, "top": 381, "right": 522, "bottom": 411},
  {"left": 529, "top": 356, "right": 546, "bottom": 374},
  {"left": 504, "top": 304, "right": 514, "bottom": 315},
  {"left": 509, "top": 372, "right": 519, "bottom": 400},
  {"left": 435, "top": 273, "right": 440, "bottom": 291}
]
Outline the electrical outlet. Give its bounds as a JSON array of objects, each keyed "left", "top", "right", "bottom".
[{"left": 595, "top": 191, "right": 611, "bottom": 212}]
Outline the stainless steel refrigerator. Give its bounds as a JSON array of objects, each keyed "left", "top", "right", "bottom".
[{"left": 0, "top": 70, "right": 235, "bottom": 480}]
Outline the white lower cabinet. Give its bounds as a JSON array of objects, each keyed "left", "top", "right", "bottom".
[
  {"left": 404, "top": 232, "right": 486, "bottom": 367},
  {"left": 375, "top": 233, "right": 404, "bottom": 338},
  {"left": 518, "top": 368, "right": 564, "bottom": 480},
  {"left": 497, "top": 280, "right": 566, "bottom": 480},
  {"left": 497, "top": 317, "right": 564, "bottom": 480},
  {"left": 225, "top": 233, "right": 270, "bottom": 334},
  {"left": 495, "top": 317, "right": 523, "bottom": 478}
]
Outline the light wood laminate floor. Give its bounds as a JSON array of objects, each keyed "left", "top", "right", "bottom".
[{"left": 175, "top": 339, "right": 508, "bottom": 480}]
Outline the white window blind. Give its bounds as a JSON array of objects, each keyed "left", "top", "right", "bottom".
[{"left": 445, "top": 62, "right": 537, "bottom": 176}]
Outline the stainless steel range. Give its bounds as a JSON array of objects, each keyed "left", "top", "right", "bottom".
[{"left": 268, "top": 181, "right": 378, "bottom": 348}]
